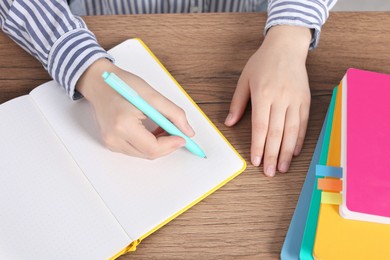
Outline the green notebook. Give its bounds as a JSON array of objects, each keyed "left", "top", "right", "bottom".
[{"left": 299, "top": 87, "right": 337, "bottom": 259}]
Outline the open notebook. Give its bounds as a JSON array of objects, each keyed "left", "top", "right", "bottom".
[{"left": 0, "top": 39, "right": 246, "bottom": 259}]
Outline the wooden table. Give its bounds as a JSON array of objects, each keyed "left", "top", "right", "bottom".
[{"left": 1, "top": 12, "right": 389, "bottom": 259}]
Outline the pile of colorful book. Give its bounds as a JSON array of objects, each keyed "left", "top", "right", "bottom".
[{"left": 281, "top": 68, "right": 390, "bottom": 260}]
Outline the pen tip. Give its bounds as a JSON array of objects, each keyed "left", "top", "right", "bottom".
[{"left": 204, "top": 156, "right": 207, "bottom": 159}]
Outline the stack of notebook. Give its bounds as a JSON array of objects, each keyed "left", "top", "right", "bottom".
[{"left": 281, "top": 68, "right": 390, "bottom": 260}]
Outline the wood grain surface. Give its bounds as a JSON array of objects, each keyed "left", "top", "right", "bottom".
[{"left": 1, "top": 12, "right": 390, "bottom": 259}]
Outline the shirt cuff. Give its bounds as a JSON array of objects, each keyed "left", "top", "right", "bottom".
[
  {"left": 265, "top": 0, "right": 329, "bottom": 49},
  {"left": 47, "top": 28, "right": 113, "bottom": 100}
]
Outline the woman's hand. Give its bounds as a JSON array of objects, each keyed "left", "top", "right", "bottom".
[
  {"left": 76, "top": 59, "right": 195, "bottom": 159},
  {"left": 225, "top": 25, "right": 312, "bottom": 176}
]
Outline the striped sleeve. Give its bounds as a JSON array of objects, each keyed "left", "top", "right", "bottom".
[
  {"left": 0, "top": 0, "right": 111, "bottom": 99},
  {"left": 265, "top": 0, "right": 338, "bottom": 49}
]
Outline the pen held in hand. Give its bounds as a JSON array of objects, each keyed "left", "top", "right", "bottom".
[{"left": 102, "top": 71, "right": 207, "bottom": 158}]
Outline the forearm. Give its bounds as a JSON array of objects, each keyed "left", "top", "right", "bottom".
[{"left": 0, "top": 0, "right": 111, "bottom": 99}]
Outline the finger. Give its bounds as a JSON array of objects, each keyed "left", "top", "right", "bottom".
[
  {"left": 147, "top": 92, "right": 195, "bottom": 137},
  {"left": 123, "top": 74, "right": 195, "bottom": 138},
  {"left": 251, "top": 99, "right": 271, "bottom": 168},
  {"left": 126, "top": 126, "right": 186, "bottom": 159},
  {"left": 294, "top": 102, "right": 310, "bottom": 156},
  {"left": 278, "top": 106, "right": 300, "bottom": 173},
  {"left": 263, "top": 105, "right": 286, "bottom": 177},
  {"left": 102, "top": 129, "right": 147, "bottom": 158},
  {"left": 110, "top": 139, "right": 147, "bottom": 158},
  {"left": 225, "top": 74, "right": 250, "bottom": 126},
  {"left": 152, "top": 126, "right": 166, "bottom": 137}
]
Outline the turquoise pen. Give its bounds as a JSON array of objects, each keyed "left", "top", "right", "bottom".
[{"left": 102, "top": 72, "right": 206, "bottom": 158}]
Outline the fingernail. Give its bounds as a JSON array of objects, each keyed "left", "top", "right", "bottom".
[
  {"left": 185, "top": 123, "right": 195, "bottom": 136},
  {"left": 266, "top": 165, "right": 276, "bottom": 177},
  {"left": 253, "top": 156, "right": 261, "bottom": 167},
  {"left": 279, "top": 161, "right": 289, "bottom": 173},
  {"left": 175, "top": 138, "right": 186, "bottom": 148},
  {"left": 224, "top": 113, "right": 233, "bottom": 125}
]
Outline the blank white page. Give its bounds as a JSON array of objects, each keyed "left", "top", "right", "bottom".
[
  {"left": 30, "top": 39, "right": 246, "bottom": 240},
  {"left": 0, "top": 97, "right": 130, "bottom": 259}
]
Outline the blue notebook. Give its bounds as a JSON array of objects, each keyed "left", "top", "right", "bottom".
[{"left": 280, "top": 99, "right": 334, "bottom": 259}]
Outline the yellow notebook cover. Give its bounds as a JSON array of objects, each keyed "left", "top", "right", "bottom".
[
  {"left": 313, "top": 81, "right": 390, "bottom": 259},
  {"left": 0, "top": 39, "right": 246, "bottom": 259}
]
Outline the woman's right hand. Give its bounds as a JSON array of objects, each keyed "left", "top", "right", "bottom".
[{"left": 76, "top": 59, "right": 195, "bottom": 159}]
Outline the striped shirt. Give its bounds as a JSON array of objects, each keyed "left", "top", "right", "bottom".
[{"left": 0, "top": 0, "right": 337, "bottom": 99}]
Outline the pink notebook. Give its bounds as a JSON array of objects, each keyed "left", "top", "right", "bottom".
[{"left": 339, "top": 68, "right": 390, "bottom": 224}]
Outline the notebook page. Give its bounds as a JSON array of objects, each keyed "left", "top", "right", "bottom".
[
  {"left": 0, "top": 96, "right": 130, "bottom": 259},
  {"left": 30, "top": 39, "right": 245, "bottom": 240}
]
